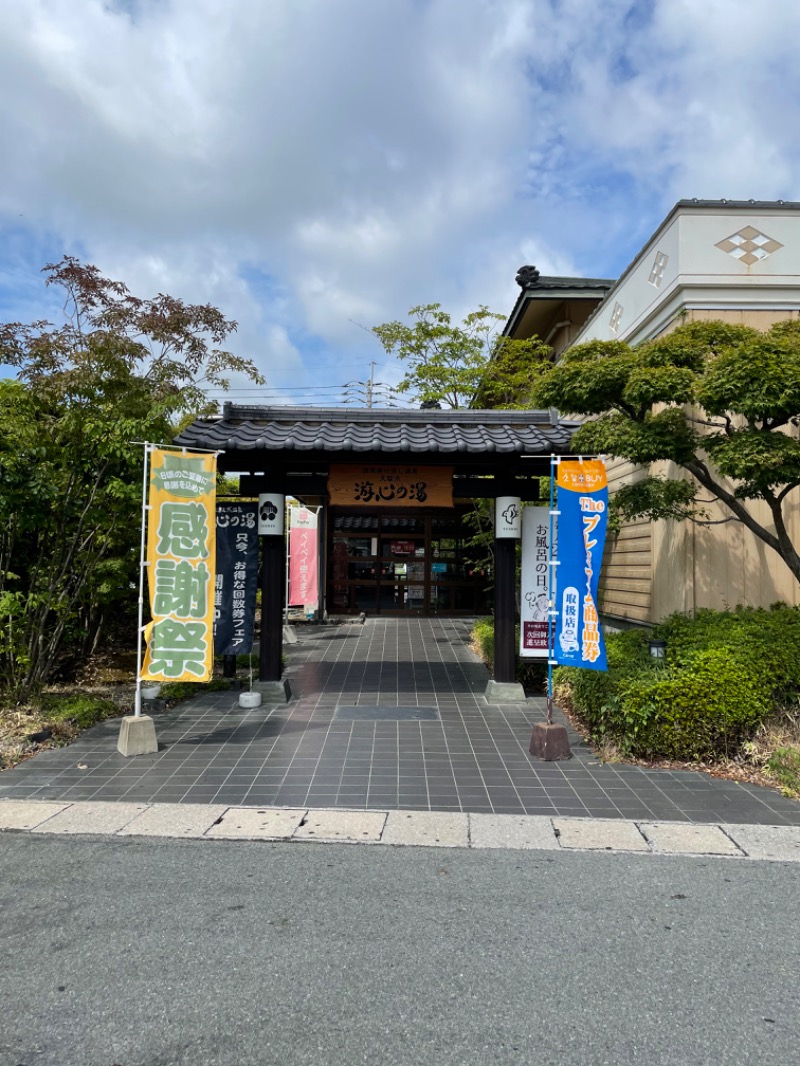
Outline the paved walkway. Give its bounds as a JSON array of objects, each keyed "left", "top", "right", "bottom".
[{"left": 1, "top": 618, "right": 799, "bottom": 826}]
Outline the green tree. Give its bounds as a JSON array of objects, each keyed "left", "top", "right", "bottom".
[
  {"left": 0, "top": 257, "right": 263, "bottom": 702},
  {"left": 533, "top": 319, "right": 800, "bottom": 583},
  {"left": 373, "top": 303, "right": 550, "bottom": 409}
]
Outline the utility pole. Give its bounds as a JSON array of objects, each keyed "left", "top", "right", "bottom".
[{"left": 342, "top": 365, "right": 400, "bottom": 408}]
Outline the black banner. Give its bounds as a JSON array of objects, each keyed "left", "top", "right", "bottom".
[{"left": 214, "top": 502, "right": 259, "bottom": 655}]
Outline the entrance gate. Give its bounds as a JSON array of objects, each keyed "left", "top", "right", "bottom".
[{"left": 176, "top": 404, "right": 575, "bottom": 684}]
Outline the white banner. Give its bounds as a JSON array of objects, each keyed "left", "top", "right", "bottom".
[{"left": 520, "top": 506, "right": 552, "bottom": 659}]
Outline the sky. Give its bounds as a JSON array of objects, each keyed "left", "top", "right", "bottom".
[{"left": 2, "top": 0, "right": 800, "bottom": 408}]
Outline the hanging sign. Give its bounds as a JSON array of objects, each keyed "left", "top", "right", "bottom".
[
  {"left": 288, "top": 507, "right": 319, "bottom": 607},
  {"left": 554, "top": 460, "right": 608, "bottom": 672},
  {"left": 258, "top": 493, "right": 285, "bottom": 535},
  {"left": 142, "top": 449, "right": 216, "bottom": 682},
  {"left": 520, "top": 506, "right": 552, "bottom": 658},
  {"left": 495, "top": 496, "right": 521, "bottom": 538},
  {"left": 214, "top": 501, "right": 259, "bottom": 655},
  {"left": 328, "top": 465, "right": 453, "bottom": 507}
]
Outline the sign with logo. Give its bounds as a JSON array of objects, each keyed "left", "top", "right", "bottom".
[
  {"left": 520, "top": 506, "right": 551, "bottom": 658},
  {"left": 258, "top": 493, "right": 285, "bottom": 535},
  {"left": 328, "top": 465, "right": 453, "bottom": 507},
  {"left": 554, "top": 461, "right": 608, "bottom": 672},
  {"left": 288, "top": 507, "right": 319, "bottom": 607},
  {"left": 214, "top": 501, "right": 258, "bottom": 655},
  {"left": 142, "top": 449, "right": 216, "bottom": 682},
  {"left": 495, "top": 496, "right": 521, "bottom": 538}
]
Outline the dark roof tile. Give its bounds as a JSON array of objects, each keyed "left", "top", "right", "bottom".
[{"left": 175, "top": 405, "right": 575, "bottom": 455}]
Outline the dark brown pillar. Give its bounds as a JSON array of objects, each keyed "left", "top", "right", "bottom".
[
  {"left": 259, "top": 532, "right": 284, "bottom": 682},
  {"left": 494, "top": 536, "right": 517, "bottom": 683}
]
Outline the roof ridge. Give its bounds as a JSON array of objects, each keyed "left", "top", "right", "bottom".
[{"left": 221, "top": 404, "right": 557, "bottom": 424}]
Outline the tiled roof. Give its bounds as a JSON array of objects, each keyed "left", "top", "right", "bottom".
[
  {"left": 174, "top": 405, "right": 576, "bottom": 455},
  {"left": 516, "top": 272, "right": 614, "bottom": 293},
  {"left": 529, "top": 275, "right": 614, "bottom": 290}
]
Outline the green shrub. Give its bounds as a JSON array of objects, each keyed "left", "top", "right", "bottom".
[
  {"left": 611, "top": 649, "right": 769, "bottom": 759},
  {"left": 472, "top": 618, "right": 494, "bottom": 667},
  {"left": 470, "top": 618, "right": 548, "bottom": 691},
  {"left": 556, "top": 629, "right": 652, "bottom": 715},
  {"left": 555, "top": 606, "right": 800, "bottom": 762},
  {"left": 655, "top": 606, "right": 800, "bottom": 697}
]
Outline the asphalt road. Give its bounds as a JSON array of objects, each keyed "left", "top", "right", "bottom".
[{"left": 0, "top": 835, "right": 798, "bottom": 1066}]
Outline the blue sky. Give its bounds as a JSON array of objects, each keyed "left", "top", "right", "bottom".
[{"left": 2, "top": 0, "right": 800, "bottom": 405}]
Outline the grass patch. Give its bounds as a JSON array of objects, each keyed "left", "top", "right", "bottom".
[
  {"left": 766, "top": 746, "right": 800, "bottom": 796},
  {"left": 1, "top": 691, "right": 126, "bottom": 771},
  {"left": 160, "top": 678, "right": 232, "bottom": 703},
  {"left": 41, "top": 693, "right": 118, "bottom": 730}
]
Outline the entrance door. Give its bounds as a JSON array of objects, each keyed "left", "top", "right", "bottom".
[
  {"left": 328, "top": 510, "right": 489, "bottom": 616},
  {"left": 380, "top": 519, "right": 426, "bottom": 613}
]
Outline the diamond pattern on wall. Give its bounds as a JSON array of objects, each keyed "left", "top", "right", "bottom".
[
  {"left": 609, "top": 302, "right": 623, "bottom": 333},
  {"left": 648, "top": 251, "right": 669, "bottom": 287},
  {"left": 715, "top": 226, "right": 783, "bottom": 266}
]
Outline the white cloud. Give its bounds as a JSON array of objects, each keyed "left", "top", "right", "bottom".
[{"left": 0, "top": 0, "right": 798, "bottom": 399}]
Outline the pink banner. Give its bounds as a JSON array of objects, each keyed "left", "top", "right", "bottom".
[{"left": 288, "top": 508, "right": 319, "bottom": 607}]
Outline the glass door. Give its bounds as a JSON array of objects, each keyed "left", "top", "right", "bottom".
[
  {"left": 329, "top": 509, "right": 490, "bottom": 615},
  {"left": 380, "top": 518, "right": 426, "bottom": 612}
]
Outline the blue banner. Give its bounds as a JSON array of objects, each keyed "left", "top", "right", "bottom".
[{"left": 554, "top": 461, "right": 608, "bottom": 672}]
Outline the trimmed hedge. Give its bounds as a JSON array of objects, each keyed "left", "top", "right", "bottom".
[{"left": 555, "top": 606, "right": 800, "bottom": 761}]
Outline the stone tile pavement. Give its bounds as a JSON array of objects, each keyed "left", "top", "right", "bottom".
[{"left": 0, "top": 618, "right": 799, "bottom": 827}]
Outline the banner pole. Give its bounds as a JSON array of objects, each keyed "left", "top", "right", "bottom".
[
  {"left": 547, "top": 454, "right": 558, "bottom": 725},
  {"left": 134, "top": 443, "right": 151, "bottom": 718},
  {"left": 284, "top": 500, "right": 290, "bottom": 627}
]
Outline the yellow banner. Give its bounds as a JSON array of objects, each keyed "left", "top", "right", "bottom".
[{"left": 141, "top": 448, "right": 217, "bottom": 683}]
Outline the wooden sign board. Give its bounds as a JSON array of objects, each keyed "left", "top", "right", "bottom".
[{"left": 328, "top": 465, "right": 453, "bottom": 507}]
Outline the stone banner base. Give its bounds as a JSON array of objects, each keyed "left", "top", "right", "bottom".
[
  {"left": 529, "top": 722, "right": 571, "bottom": 761},
  {"left": 117, "top": 715, "right": 158, "bottom": 757}
]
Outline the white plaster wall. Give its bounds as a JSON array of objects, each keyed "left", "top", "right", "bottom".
[{"left": 576, "top": 206, "right": 800, "bottom": 347}]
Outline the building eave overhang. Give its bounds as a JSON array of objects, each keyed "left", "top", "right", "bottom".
[{"left": 503, "top": 276, "right": 614, "bottom": 339}]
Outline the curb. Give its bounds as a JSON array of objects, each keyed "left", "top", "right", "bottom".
[{"left": 0, "top": 800, "right": 799, "bottom": 862}]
